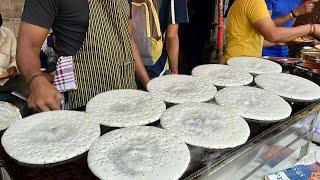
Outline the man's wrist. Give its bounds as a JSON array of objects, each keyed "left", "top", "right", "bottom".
[{"left": 28, "top": 73, "right": 47, "bottom": 88}]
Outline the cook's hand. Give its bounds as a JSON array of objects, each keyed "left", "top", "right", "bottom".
[
  {"left": 293, "top": 0, "right": 318, "bottom": 16},
  {"left": 28, "top": 76, "right": 63, "bottom": 112},
  {"left": 7, "top": 66, "right": 17, "bottom": 78}
]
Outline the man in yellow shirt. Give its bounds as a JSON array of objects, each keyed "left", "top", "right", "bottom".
[{"left": 224, "top": 0, "right": 320, "bottom": 62}]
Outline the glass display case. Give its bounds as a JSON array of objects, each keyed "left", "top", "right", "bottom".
[{"left": 184, "top": 101, "right": 320, "bottom": 180}]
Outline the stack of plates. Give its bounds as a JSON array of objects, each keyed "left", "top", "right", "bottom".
[
  {"left": 215, "top": 86, "right": 292, "bottom": 122},
  {"left": 227, "top": 57, "right": 282, "bottom": 75},
  {"left": 192, "top": 64, "right": 253, "bottom": 88},
  {"left": 88, "top": 126, "right": 190, "bottom": 180},
  {"left": 161, "top": 103, "right": 250, "bottom": 149},
  {"left": 255, "top": 73, "right": 320, "bottom": 102},
  {"left": 147, "top": 75, "right": 217, "bottom": 104},
  {"left": 0, "top": 101, "right": 22, "bottom": 131},
  {"left": 1, "top": 111, "right": 100, "bottom": 165},
  {"left": 86, "top": 89, "right": 166, "bottom": 127}
]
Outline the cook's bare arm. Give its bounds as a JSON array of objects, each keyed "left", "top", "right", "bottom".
[
  {"left": 254, "top": 17, "right": 319, "bottom": 43},
  {"left": 263, "top": 40, "right": 287, "bottom": 48},
  {"left": 128, "top": 20, "right": 150, "bottom": 87},
  {"left": 166, "top": 24, "right": 180, "bottom": 74},
  {"left": 17, "top": 22, "right": 63, "bottom": 112}
]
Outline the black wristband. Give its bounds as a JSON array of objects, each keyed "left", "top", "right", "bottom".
[
  {"left": 28, "top": 73, "right": 45, "bottom": 87},
  {"left": 291, "top": 10, "right": 297, "bottom": 18}
]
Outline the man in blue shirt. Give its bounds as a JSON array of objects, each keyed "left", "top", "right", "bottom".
[
  {"left": 263, "top": 0, "right": 317, "bottom": 57},
  {"left": 148, "top": 0, "right": 189, "bottom": 77}
]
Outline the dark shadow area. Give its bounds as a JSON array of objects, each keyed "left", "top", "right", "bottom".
[{"left": 179, "top": 0, "right": 215, "bottom": 75}]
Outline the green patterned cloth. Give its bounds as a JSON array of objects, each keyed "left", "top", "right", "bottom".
[{"left": 67, "top": 0, "right": 137, "bottom": 109}]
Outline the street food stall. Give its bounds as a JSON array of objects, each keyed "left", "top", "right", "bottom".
[
  {"left": 182, "top": 57, "right": 320, "bottom": 179},
  {"left": 1, "top": 1, "right": 320, "bottom": 180},
  {"left": 0, "top": 55, "right": 320, "bottom": 180}
]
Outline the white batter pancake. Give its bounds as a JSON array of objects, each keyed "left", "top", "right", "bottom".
[
  {"left": 255, "top": 73, "right": 320, "bottom": 102},
  {"left": 0, "top": 102, "right": 21, "bottom": 131},
  {"left": 86, "top": 89, "right": 166, "bottom": 127},
  {"left": 87, "top": 126, "right": 190, "bottom": 180},
  {"left": 160, "top": 103, "right": 250, "bottom": 149},
  {"left": 192, "top": 64, "right": 253, "bottom": 87},
  {"left": 227, "top": 57, "right": 282, "bottom": 75},
  {"left": 146, "top": 75, "right": 217, "bottom": 104},
  {"left": 215, "top": 86, "right": 292, "bottom": 122},
  {"left": 1, "top": 111, "right": 100, "bottom": 165}
]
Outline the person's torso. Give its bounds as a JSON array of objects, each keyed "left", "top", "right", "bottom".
[
  {"left": 262, "top": 45, "right": 289, "bottom": 57},
  {"left": 151, "top": 0, "right": 188, "bottom": 75},
  {"left": 52, "top": 0, "right": 89, "bottom": 56},
  {"left": 270, "top": 0, "right": 302, "bottom": 27},
  {"left": 156, "top": 0, "right": 188, "bottom": 33},
  {"left": 67, "top": 0, "right": 136, "bottom": 109},
  {"left": 75, "top": 0, "right": 132, "bottom": 64},
  {"left": 156, "top": 0, "right": 164, "bottom": 13},
  {"left": 262, "top": 0, "right": 302, "bottom": 57},
  {"left": 0, "top": 27, "right": 15, "bottom": 68},
  {"left": 225, "top": 0, "right": 265, "bottom": 61}
]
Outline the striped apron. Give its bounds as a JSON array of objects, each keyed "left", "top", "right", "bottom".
[{"left": 67, "top": 0, "right": 137, "bottom": 110}]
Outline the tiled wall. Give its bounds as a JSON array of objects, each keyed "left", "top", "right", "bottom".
[{"left": 1, "top": 0, "right": 24, "bottom": 37}]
